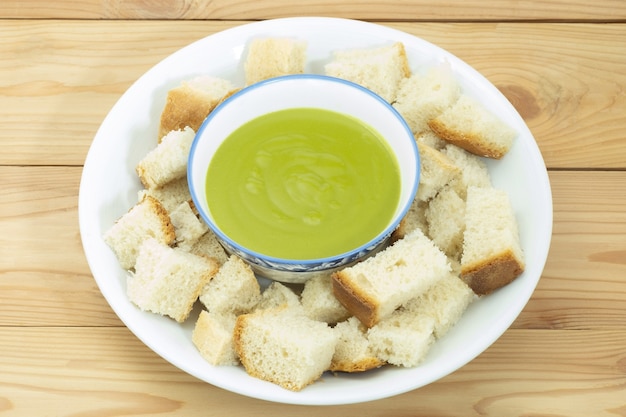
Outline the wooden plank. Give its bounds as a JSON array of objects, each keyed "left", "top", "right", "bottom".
[
  {"left": 1, "top": 0, "right": 626, "bottom": 21},
  {"left": 1, "top": 327, "right": 625, "bottom": 416},
  {"left": 0, "top": 20, "right": 236, "bottom": 166},
  {"left": 2, "top": 167, "right": 625, "bottom": 328},
  {"left": 1, "top": 20, "right": 625, "bottom": 168},
  {"left": 0, "top": 166, "right": 120, "bottom": 326},
  {"left": 419, "top": 22, "right": 626, "bottom": 170},
  {"left": 512, "top": 170, "right": 626, "bottom": 330},
  {"left": 2, "top": 166, "right": 87, "bottom": 276}
]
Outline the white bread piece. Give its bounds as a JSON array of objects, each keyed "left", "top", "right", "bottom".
[
  {"left": 461, "top": 186, "right": 525, "bottom": 295},
  {"left": 330, "top": 317, "right": 385, "bottom": 373},
  {"left": 324, "top": 42, "right": 410, "bottom": 103},
  {"left": 393, "top": 67, "right": 461, "bottom": 134},
  {"left": 136, "top": 126, "right": 195, "bottom": 189},
  {"left": 189, "top": 230, "right": 229, "bottom": 266},
  {"left": 301, "top": 275, "right": 351, "bottom": 324},
  {"left": 192, "top": 310, "right": 239, "bottom": 366},
  {"left": 199, "top": 255, "right": 261, "bottom": 315},
  {"left": 416, "top": 142, "right": 461, "bottom": 202},
  {"left": 428, "top": 95, "right": 517, "bottom": 159},
  {"left": 332, "top": 228, "right": 450, "bottom": 328},
  {"left": 449, "top": 256, "right": 462, "bottom": 277},
  {"left": 255, "top": 281, "right": 302, "bottom": 312},
  {"left": 404, "top": 272, "right": 475, "bottom": 338},
  {"left": 244, "top": 38, "right": 307, "bottom": 85},
  {"left": 416, "top": 129, "right": 447, "bottom": 150},
  {"left": 441, "top": 144, "right": 492, "bottom": 200},
  {"left": 391, "top": 197, "right": 427, "bottom": 242},
  {"left": 128, "top": 238, "right": 219, "bottom": 322},
  {"left": 103, "top": 195, "right": 175, "bottom": 270},
  {"left": 367, "top": 312, "right": 435, "bottom": 367},
  {"left": 158, "top": 75, "right": 236, "bottom": 140},
  {"left": 169, "top": 200, "right": 208, "bottom": 251},
  {"left": 233, "top": 307, "right": 338, "bottom": 391},
  {"left": 138, "top": 176, "right": 191, "bottom": 213},
  {"left": 425, "top": 185, "right": 466, "bottom": 259}
]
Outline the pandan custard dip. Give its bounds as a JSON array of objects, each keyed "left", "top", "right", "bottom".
[{"left": 205, "top": 107, "right": 401, "bottom": 260}]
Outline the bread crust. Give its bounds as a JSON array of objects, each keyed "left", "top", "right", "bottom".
[
  {"left": 232, "top": 314, "right": 259, "bottom": 382},
  {"left": 329, "top": 357, "right": 384, "bottom": 373},
  {"left": 331, "top": 271, "right": 379, "bottom": 328},
  {"left": 233, "top": 308, "right": 333, "bottom": 391},
  {"left": 232, "top": 313, "right": 296, "bottom": 388},
  {"left": 428, "top": 118, "right": 506, "bottom": 159},
  {"left": 461, "top": 249, "right": 524, "bottom": 295},
  {"left": 143, "top": 195, "right": 176, "bottom": 244},
  {"left": 395, "top": 42, "right": 412, "bottom": 79},
  {"left": 158, "top": 87, "right": 217, "bottom": 140}
]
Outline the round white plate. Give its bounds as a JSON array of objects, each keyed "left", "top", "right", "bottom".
[{"left": 79, "top": 17, "right": 552, "bottom": 405}]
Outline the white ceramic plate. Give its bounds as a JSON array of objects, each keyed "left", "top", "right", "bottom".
[{"left": 79, "top": 17, "right": 552, "bottom": 405}]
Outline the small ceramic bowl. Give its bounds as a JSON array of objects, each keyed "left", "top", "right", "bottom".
[{"left": 188, "top": 74, "right": 419, "bottom": 283}]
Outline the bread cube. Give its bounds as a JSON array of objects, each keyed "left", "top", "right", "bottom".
[{"left": 128, "top": 238, "right": 218, "bottom": 322}]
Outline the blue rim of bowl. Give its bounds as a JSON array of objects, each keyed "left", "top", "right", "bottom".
[{"left": 188, "top": 73, "right": 420, "bottom": 269}]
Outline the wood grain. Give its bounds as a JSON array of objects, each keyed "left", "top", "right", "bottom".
[
  {"left": 1, "top": 327, "right": 625, "bottom": 416},
  {"left": 0, "top": 20, "right": 235, "bottom": 166},
  {"left": 1, "top": 3, "right": 626, "bottom": 414},
  {"left": 407, "top": 22, "right": 626, "bottom": 170},
  {"left": 0, "top": 166, "right": 120, "bottom": 326},
  {"left": 512, "top": 170, "right": 626, "bottom": 330},
  {"left": 1, "top": 20, "right": 624, "bottom": 168},
  {"left": 2, "top": 0, "right": 626, "bottom": 21}
]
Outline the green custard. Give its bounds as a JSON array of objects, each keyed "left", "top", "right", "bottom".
[{"left": 206, "top": 107, "right": 401, "bottom": 260}]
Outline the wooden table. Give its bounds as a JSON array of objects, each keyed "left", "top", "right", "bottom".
[{"left": 2, "top": 1, "right": 625, "bottom": 415}]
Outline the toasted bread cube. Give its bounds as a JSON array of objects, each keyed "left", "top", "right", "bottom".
[
  {"left": 441, "top": 144, "right": 492, "bottom": 200},
  {"left": 189, "top": 230, "right": 229, "bottom": 266},
  {"left": 393, "top": 67, "right": 461, "bottom": 134},
  {"left": 330, "top": 317, "right": 384, "bottom": 372},
  {"left": 425, "top": 185, "right": 466, "bottom": 259},
  {"left": 136, "top": 127, "right": 195, "bottom": 189},
  {"left": 256, "top": 281, "right": 302, "bottom": 312},
  {"left": 234, "top": 307, "right": 338, "bottom": 391},
  {"left": 103, "top": 195, "right": 175, "bottom": 270},
  {"left": 332, "top": 229, "right": 450, "bottom": 328},
  {"left": 128, "top": 238, "right": 219, "bottom": 322},
  {"left": 169, "top": 200, "right": 208, "bottom": 250},
  {"left": 158, "top": 75, "right": 236, "bottom": 140},
  {"left": 417, "top": 142, "right": 461, "bottom": 202},
  {"left": 244, "top": 38, "right": 307, "bottom": 85},
  {"left": 324, "top": 42, "right": 410, "bottom": 103},
  {"left": 461, "top": 186, "right": 525, "bottom": 295},
  {"left": 199, "top": 255, "right": 261, "bottom": 315},
  {"left": 404, "top": 272, "right": 475, "bottom": 338},
  {"left": 429, "top": 95, "right": 517, "bottom": 159},
  {"left": 392, "top": 197, "right": 428, "bottom": 242},
  {"left": 368, "top": 313, "right": 435, "bottom": 367},
  {"left": 192, "top": 310, "right": 239, "bottom": 366},
  {"left": 301, "top": 275, "right": 350, "bottom": 324},
  {"left": 138, "top": 176, "right": 191, "bottom": 213}
]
